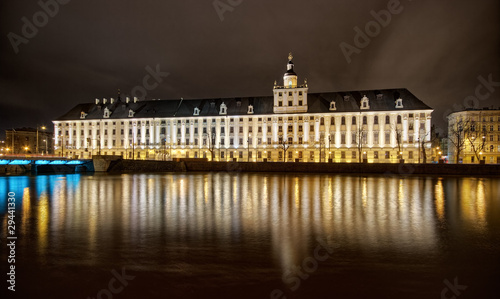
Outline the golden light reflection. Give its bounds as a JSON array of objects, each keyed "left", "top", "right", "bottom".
[
  {"left": 434, "top": 179, "right": 445, "bottom": 222},
  {"left": 37, "top": 190, "right": 49, "bottom": 259},
  {"left": 9, "top": 173, "right": 498, "bottom": 279}
]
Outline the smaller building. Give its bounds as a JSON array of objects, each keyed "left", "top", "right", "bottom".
[
  {"left": 447, "top": 108, "right": 500, "bottom": 164},
  {"left": 5, "top": 127, "right": 54, "bottom": 155}
]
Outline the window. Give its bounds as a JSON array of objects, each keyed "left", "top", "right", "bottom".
[
  {"left": 397, "top": 115, "right": 402, "bottom": 124},
  {"left": 219, "top": 102, "right": 227, "bottom": 115},
  {"left": 395, "top": 98, "right": 403, "bottom": 108},
  {"left": 329, "top": 101, "right": 336, "bottom": 111},
  {"left": 352, "top": 151, "right": 356, "bottom": 159},
  {"left": 298, "top": 125, "right": 303, "bottom": 132},
  {"left": 248, "top": 105, "right": 254, "bottom": 114},
  {"left": 352, "top": 117, "right": 356, "bottom": 125},
  {"left": 239, "top": 127, "right": 243, "bottom": 133},
  {"left": 386, "top": 115, "right": 390, "bottom": 124},
  {"left": 230, "top": 127, "right": 234, "bottom": 134},
  {"left": 374, "top": 151, "right": 379, "bottom": 159},
  {"left": 193, "top": 107, "right": 200, "bottom": 116},
  {"left": 320, "top": 118, "right": 324, "bottom": 125},
  {"left": 330, "top": 118, "right": 335, "bottom": 125},
  {"left": 341, "top": 151, "right": 346, "bottom": 159},
  {"left": 363, "top": 116, "right": 367, "bottom": 125},
  {"left": 374, "top": 116, "right": 378, "bottom": 125},
  {"left": 288, "top": 101, "right": 293, "bottom": 106},
  {"left": 385, "top": 151, "right": 390, "bottom": 159},
  {"left": 278, "top": 101, "right": 283, "bottom": 107},
  {"left": 409, "top": 151, "right": 413, "bottom": 159},
  {"left": 341, "top": 117, "right": 346, "bottom": 125},
  {"left": 310, "top": 151, "right": 314, "bottom": 159}
]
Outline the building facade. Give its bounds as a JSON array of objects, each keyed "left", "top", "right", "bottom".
[
  {"left": 5, "top": 127, "right": 54, "bottom": 155},
  {"left": 447, "top": 109, "right": 500, "bottom": 164},
  {"left": 53, "top": 54, "right": 433, "bottom": 163}
]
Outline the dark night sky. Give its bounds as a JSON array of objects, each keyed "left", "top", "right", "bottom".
[{"left": 1, "top": 0, "right": 499, "bottom": 138}]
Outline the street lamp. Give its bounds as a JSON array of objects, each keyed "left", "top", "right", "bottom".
[
  {"left": 24, "top": 146, "right": 29, "bottom": 154},
  {"left": 36, "top": 125, "right": 46, "bottom": 155},
  {"left": 43, "top": 139, "right": 47, "bottom": 155}
]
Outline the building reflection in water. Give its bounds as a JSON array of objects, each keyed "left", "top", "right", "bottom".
[{"left": 0, "top": 173, "right": 498, "bottom": 276}]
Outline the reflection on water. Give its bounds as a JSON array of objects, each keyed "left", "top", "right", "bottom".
[{"left": 0, "top": 173, "right": 499, "bottom": 298}]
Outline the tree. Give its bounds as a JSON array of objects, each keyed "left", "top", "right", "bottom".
[
  {"left": 448, "top": 118, "right": 469, "bottom": 164},
  {"left": 278, "top": 135, "right": 289, "bottom": 162},
  {"left": 417, "top": 125, "right": 440, "bottom": 164},
  {"left": 390, "top": 123, "right": 403, "bottom": 161},
  {"left": 355, "top": 124, "right": 366, "bottom": 163},
  {"left": 206, "top": 127, "right": 216, "bottom": 162},
  {"left": 464, "top": 120, "right": 487, "bottom": 163}
]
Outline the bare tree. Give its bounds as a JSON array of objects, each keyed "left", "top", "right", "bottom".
[
  {"left": 278, "top": 135, "right": 289, "bottom": 162},
  {"left": 390, "top": 124, "right": 403, "bottom": 161},
  {"left": 465, "top": 120, "right": 487, "bottom": 163},
  {"left": 417, "top": 126, "right": 440, "bottom": 164},
  {"left": 448, "top": 118, "right": 469, "bottom": 164},
  {"left": 355, "top": 124, "right": 366, "bottom": 163},
  {"left": 206, "top": 127, "right": 216, "bottom": 162}
]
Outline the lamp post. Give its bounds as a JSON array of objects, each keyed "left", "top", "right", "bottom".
[
  {"left": 247, "top": 134, "right": 251, "bottom": 162},
  {"left": 36, "top": 126, "right": 46, "bottom": 155},
  {"left": 328, "top": 134, "right": 331, "bottom": 162},
  {"left": 43, "top": 139, "right": 47, "bottom": 155},
  {"left": 11, "top": 129, "right": 16, "bottom": 154}
]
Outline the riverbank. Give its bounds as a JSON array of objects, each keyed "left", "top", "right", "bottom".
[{"left": 105, "top": 160, "right": 500, "bottom": 176}]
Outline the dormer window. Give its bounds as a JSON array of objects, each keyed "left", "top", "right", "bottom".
[
  {"left": 80, "top": 112, "right": 87, "bottom": 119},
  {"left": 236, "top": 100, "right": 241, "bottom": 107},
  {"left": 395, "top": 98, "right": 403, "bottom": 108},
  {"left": 329, "top": 101, "right": 336, "bottom": 111},
  {"left": 128, "top": 109, "right": 135, "bottom": 118},
  {"left": 361, "top": 95, "right": 370, "bottom": 110},
  {"left": 219, "top": 102, "right": 227, "bottom": 115},
  {"left": 344, "top": 95, "right": 350, "bottom": 101},
  {"left": 248, "top": 105, "right": 254, "bottom": 114},
  {"left": 193, "top": 107, "right": 200, "bottom": 116},
  {"left": 377, "top": 94, "right": 383, "bottom": 100},
  {"left": 103, "top": 107, "right": 111, "bottom": 118}
]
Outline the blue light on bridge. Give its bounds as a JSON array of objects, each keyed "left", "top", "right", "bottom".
[
  {"left": 0, "top": 160, "right": 9, "bottom": 165},
  {"left": 49, "top": 160, "right": 69, "bottom": 165},
  {"left": 9, "top": 160, "right": 31, "bottom": 165},
  {"left": 67, "top": 160, "right": 84, "bottom": 165},
  {"left": 35, "top": 160, "right": 51, "bottom": 165}
]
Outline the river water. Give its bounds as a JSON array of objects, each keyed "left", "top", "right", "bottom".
[{"left": 1, "top": 173, "right": 499, "bottom": 298}]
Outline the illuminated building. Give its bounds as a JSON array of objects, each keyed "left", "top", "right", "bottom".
[{"left": 53, "top": 54, "right": 433, "bottom": 162}]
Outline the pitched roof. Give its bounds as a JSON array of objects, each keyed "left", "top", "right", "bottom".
[{"left": 54, "top": 88, "right": 432, "bottom": 121}]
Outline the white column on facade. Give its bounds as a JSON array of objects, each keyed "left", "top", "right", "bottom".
[
  {"left": 425, "top": 115, "right": 432, "bottom": 141},
  {"left": 293, "top": 118, "right": 298, "bottom": 143},
  {"left": 367, "top": 115, "right": 374, "bottom": 148},
  {"left": 189, "top": 121, "right": 194, "bottom": 145},
  {"left": 272, "top": 118, "right": 278, "bottom": 143},
  {"left": 304, "top": 118, "right": 309, "bottom": 143},
  {"left": 216, "top": 118, "right": 221, "bottom": 148},
  {"left": 379, "top": 114, "right": 385, "bottom": 147},
  {"left": 335, "top": 116, "right": 341, "bottom": 148},
  {"left": 402, "top": 115, "right": 408, "bottom": 142},
  {"left": 346, "top": 115, "right": 352, "bottom": 147},
  {"left": 390, "top": 114, "right": 397, "bottom": 148},
  {"left": 315, "top": 118, "right": 320, "bottom": 142}
]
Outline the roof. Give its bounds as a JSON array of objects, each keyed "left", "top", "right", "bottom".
[{"left": 54, "top": 88, "right": 432, "bottom": 121}]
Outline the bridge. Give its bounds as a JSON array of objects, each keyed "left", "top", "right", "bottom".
[{"left": 0, "top": 156, "right": 93, "bottom": 174}]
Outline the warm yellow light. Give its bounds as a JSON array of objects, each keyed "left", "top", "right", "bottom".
[{"left": 41, "top": 126, "right": 46, "bottom": 130}]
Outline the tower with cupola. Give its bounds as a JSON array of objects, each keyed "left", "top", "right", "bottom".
[{"left": 273, "top": 53, "right": 308, "bottom": 113}]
